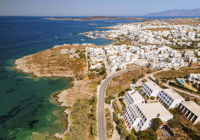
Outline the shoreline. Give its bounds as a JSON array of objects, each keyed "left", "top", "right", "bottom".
[
  {"left": 12, "top": 42, "right": 113, "bottom": 139},
  {"left": 12, "top": 19, "right": 119, "bottom": 138}
]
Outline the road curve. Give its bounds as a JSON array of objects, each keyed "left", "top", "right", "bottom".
[{"left": 98, "top": 67, "right": 142, "bottom": 140}]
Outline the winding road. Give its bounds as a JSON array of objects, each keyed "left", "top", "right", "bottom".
[
  {"left": 98, "top": 67, "right": 200, "bottom": 140},
  {"left": 97, "top": 67, "right": 142, "bottom": 140}
]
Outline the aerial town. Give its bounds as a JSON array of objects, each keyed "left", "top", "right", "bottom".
[
  {"left": 2, "top": 1, "right": 200, "bottom": 140},
  {"left": 12, "top": 17, "right": 200, "bottom": 140},
  {"left": 83, "top": 18, "right": 200, "bottom": 140}
]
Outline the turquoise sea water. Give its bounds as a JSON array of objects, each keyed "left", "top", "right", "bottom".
[{"left": 0, "top": 16, "right": 136, "bottom": 140}]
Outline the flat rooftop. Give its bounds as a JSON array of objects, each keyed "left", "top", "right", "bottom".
[
  {"left": 137, "top": 102, "right": 173, "bottom": 119},
  {"left": 181, "top": 101, "right": 200, "bottom": 117},
  {"left": 144, "top": 82, "right": 162, "bottom": 91},
  {"left": 127, "top": 90, "right": 144, "bottom": 101},
  {"left": 162, "top": 89, "right": 184, "bottom": 100}
]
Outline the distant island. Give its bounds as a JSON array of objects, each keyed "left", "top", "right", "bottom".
[
  {"left": 146, "top": 8, "right": 200, "bottom": 16},
  {"left": 43, "top": 16, "right": 152, "bottom": 21}
]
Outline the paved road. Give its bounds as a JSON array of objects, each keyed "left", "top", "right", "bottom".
[{"left": 98, "top": 67, "right": 142, "bottom": 140}]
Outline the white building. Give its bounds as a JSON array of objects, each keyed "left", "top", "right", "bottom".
[
  {"left": 124, "top": 90, "right": 145, "bottom": 105},
  {"left": 124, "top": 103, "right": 173, "bottom": 131},
  {"left": 157, "top": 89, "right": 185, "bottom": 109},
  {"left": 179, "top": 101, "right": 200, "bottom": 124},
  {"left": 141, "top": 82, "right": 162, "bottom": 97},
  {"left": 188, "top": 73, "right": 200, "bottom": 84},
  {"left": 184, "top": 51, "right": 195, "bottom": 59}
]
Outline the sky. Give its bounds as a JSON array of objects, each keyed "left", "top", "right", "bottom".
[{"left": 0, "top": 0, "right": 200, "bottom": 16}]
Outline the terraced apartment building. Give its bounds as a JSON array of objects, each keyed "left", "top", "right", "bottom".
[
  {"left": 157, "top": 89, "right": 185, "bottom": 109},
  {"left": 124, "top": 102, "right": 173, "bottom": 131}
]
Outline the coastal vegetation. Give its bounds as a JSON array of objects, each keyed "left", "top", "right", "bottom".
[
  {"left": 63, "top": 95, "right": 97, "bottom": 140},
  {"left": 14, "top": 45, "right": 87, "bottom": 77},
  {"left": 13, "top": 44, "right": 101, "bottom": 139}
]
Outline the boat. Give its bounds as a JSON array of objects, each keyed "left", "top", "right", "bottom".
[
  {"left": 55, "top": 34, "right": 58, "bottom": 39},
  {"left": 81, "top": 39, "right": 84, "bottom": 41},
  {"left": 70, "top": 31, "right": 72, "bottom": 36}
]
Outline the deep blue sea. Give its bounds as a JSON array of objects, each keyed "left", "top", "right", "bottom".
[{"left": 0, "top": 16, "right": 137, "bottom": 140}]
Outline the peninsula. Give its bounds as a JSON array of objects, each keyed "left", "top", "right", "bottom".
[{"left": 42, "top": 16, "right": 152, "bottom": 21}]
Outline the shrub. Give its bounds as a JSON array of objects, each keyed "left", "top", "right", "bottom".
[
  {"left": 125, "top": 88, "right": 131, "bottom": 92},
  {"left": 132, "top": 77, "right": 139, "bottom": 82},
  {"left": 95, "top": 68, "right": 101, "bottom": 72},
  {"left": 97, "top": 79, "right": 101, "bottom": 85},
  {"left": 90, "top": 121, "right": 97, "bottom": 136},
  {"left": 142, "top": 79, "right": 147, "bottom": 82},
  {"left": 167, "top": 118, "right": 182, "bottom": 128},
  {"left": 183, "top": 127, "right": 200, "bottom": 140},
  {"left": 151, "top": 118, "right": 162, "bottom": 131},
  {"left": 155, "top": 78, "right": 160, "bottom": 84},
  {"left": 105, "top": 96, "right": 115, "bottom": 104},
  {"left": 136, "top": 128, "right": 157, "bottom": 140},
  {"left": 127, "top": 133, "right": 137, "bottom": 140},
  {"left": 116, "top": 67, "right": 121, "bottom": 71},
  {"left": 138, "top": 73, "right": 144, "bottom": 78},
  {"left": 147, "top": 69, "right": 152, "bottom": 74},
  {"left": 151, "top": 96, "right": 155, "bottom": 100},
  {"left": 113, "top": 111, "right": 119, "bottom": 123},
  {"left": 131, "top": 128, "right": 136, "bottom": 134},
  {"left": 119, "top": 98, "right": 126, "bottom": 110},
  {"left": 117, "top": 119, "right": 129, "bottom": 139},
  {"left": 169, "top": 107, "right": 182, "bottom": 116},
  {"left": 118, "top": 91, "right": 125, "bottom": 97},
  {"left": 88, "top": 72, "right": 96, "bottom": 79}
]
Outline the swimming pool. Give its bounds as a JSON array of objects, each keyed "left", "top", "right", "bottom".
[{"left": 177, "top": 79, "right": 184, "bottom": 84}]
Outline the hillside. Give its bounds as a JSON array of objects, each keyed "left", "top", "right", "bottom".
[{"left": 146, "top": 8, "right": 200, "bottom": 16}]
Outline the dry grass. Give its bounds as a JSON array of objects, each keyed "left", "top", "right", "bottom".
[
  {"left": 154, "top": 67, "right": 200, "bottom": 80},
  {"left": 58, "top": 79, "right": 98, "bottom": 106},
  {"left": 14, "top": 45, "right": 87, "bottom": 77},
  {"left": 106, "top": 68, "right": 156, "bottom": 97}
]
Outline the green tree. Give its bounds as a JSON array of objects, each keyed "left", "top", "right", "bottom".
[
  {"left": 147, "top": 63, "right": 151, "bottom": 68},
  {"left": 117, "top": 122, "right": 129, "bottom": 139},
  {"left": 131, "top": 128, "right": 136, "bottom": 134},
  {"left": 127, "top": 133, "right": 137, "bottom": 140},
  {"left": 167, "top": 118, "right": 181, "bottom": 128},
  {"left": 113, "top": 111, "right": 119, "bottom": 123},
  {"left": 151, "top": 118, "right": 162, "bottom": 131},
  {"left": 155, "top": 78, "right": 160, "bottom": 85},
  {"left": 116, "top": 67, "right": 121, "bottom": 71}
]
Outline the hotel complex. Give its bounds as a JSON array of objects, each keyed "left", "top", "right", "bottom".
[
  {"left": 179, "top": 101, "right": 200, "bottom": 125},
  {"left": 157, "top": 89, "right": 185, "bottom": 108},
  {"left": 141, "top": 82, "right": 162, "bottom": 97},
  {"left": 124, "top": 103, "right": 173, "bottom": 131},
  {"left": 124, "top": 90, "right": 145, "bottom": 105},
  {"left": 123, "top": 82, "right": 200, "bottom": 131}
]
